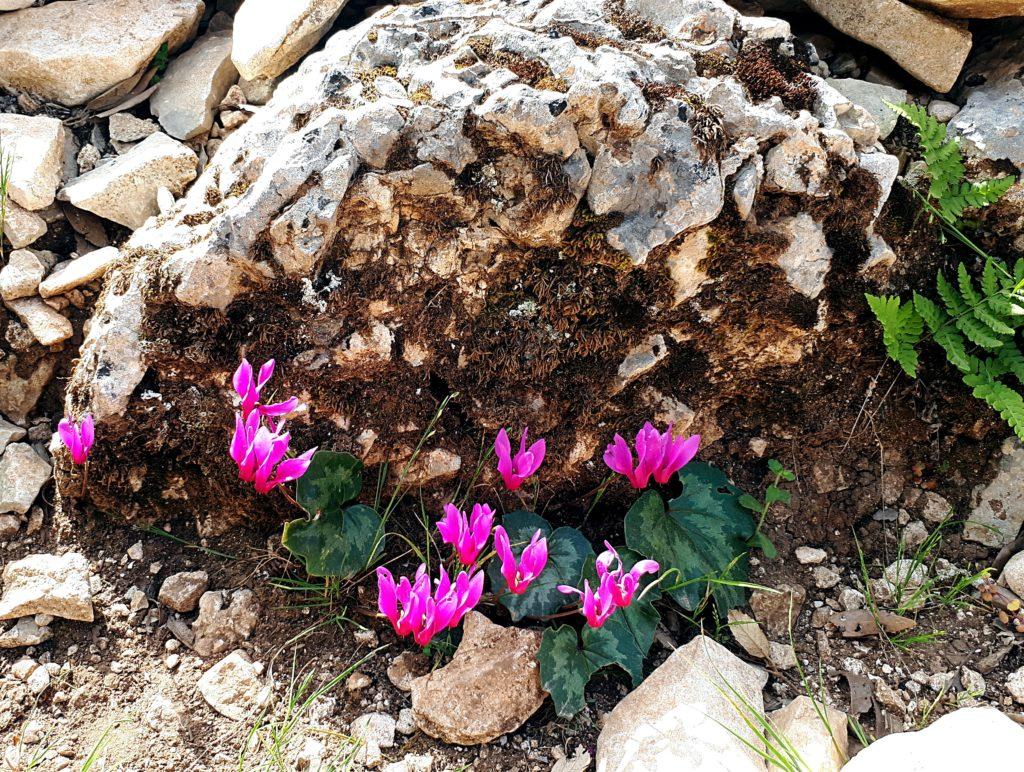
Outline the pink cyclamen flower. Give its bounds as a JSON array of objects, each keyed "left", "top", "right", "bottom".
[
  {"left": 495, "top": 427, "right": 546, "bottom": 491},
  {"left": 229, "top": 411, "right": 316, "bottom": 494},
  {"left": 376, "top": 564, "right": 483, "bottom": 647},
  {"left": 558, "top": 574, "right": 618, "bottom": 628},
  {"left": 493, "top": 526, "right": 548, "bottom": 594},
  {"left": 437, "top": 503, "right": 495, "bottom": 566},
  {"left": 604, "top": 422, "right": 700, "bottom": 488},
  {"left": 595, "top": 541, "right": 659, "bottom": 608},
  {"left": 57, "top": 414, "right": 95, "bottom": 465},
  {"left": 233, "top": 358, "right": 300, "bottom": 419}
]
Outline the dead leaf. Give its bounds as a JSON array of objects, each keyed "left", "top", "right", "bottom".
[
  {"left": 728, "top": 609, "right": 772, "bottom": 660},
  {"left": 95, "top": 82, "right": 159, "bottom": 120},
  {"left": 830, "top": 609, "right": 916, "bottom": 638},
  {"left": 843, "top": 671, "right": 873, "bottom": 715},
  {"left": 85, "top": 67, "right": 148, "bottom": 112}
]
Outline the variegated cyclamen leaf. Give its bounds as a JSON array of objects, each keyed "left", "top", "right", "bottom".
[
  {"left": 296, "top": 450, "right": 363, "bottom": 516},
  {"left": 537, "top": 625, "right": 613, "bottom": 717},
  {"left": 282, "top": 504, "right": 383, "bottom": 578},
  {"left": 487, "top": 511, "right": 593, "bottom": 622}
]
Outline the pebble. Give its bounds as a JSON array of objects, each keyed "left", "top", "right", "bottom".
[
  {"left": 813, "top": 567, "right": 841, "bottom": 589},
  {"left": 1007, "top": 666, "right": 1024, "bottom": 704},
  {"left": 796, "top": 546, "right": 828, "bottom": 565}
]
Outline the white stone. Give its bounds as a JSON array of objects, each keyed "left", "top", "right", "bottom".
[
  {"left": 351, "top": 712, "right": 397, "bottom": 768},
  {"left": 231, "top": 0, "right": 348, "bottom": 81},
  {"left": 151, "top": 27, "right": 238, "bottom": 140},
  {"left": 1007, "top": 666, "right": 1024, "bottom": 704},
  {"left": 764, "top": 131, "right": 829, "bottom": 198},
  {"left": 1001, "top": 551, "right": 1024, "bottom": 597},
  {"left": 39, "top": 247, "right": 120, "bottom": 298},
  {"left": 0, "top": 443, "right": 50, "bottom": 515},
  {"left": 61, "top": 132, "right": 198, "bottom": 229},
  {"left": 0, "top": 248, "right": 47, "bottom": 300},
  {"left": 0, "top": 419, "right": 26, "bottom": 455},
  {"left": 158, "top": 570, "right": 209, "bottom": 612},
  {"left": 842, "top": 707, "right": 1023, "bottom": 770},
  {"left": 667, "top": 227, "right": 711, "bottom": 304},
  {"left": 813, "top": 567, "right": 841, "bottom": 589},
  {"left": 964, "top": 438, "right": 1024, "bottom": 547},
  {"left": 929, "top": 99, "right": 960, "bottom": 123},
  {"left": 0, "top": 114, "right": 66, "bottom": 211},
  {"left": 774, "top": 213, "right": 833, "bottom": 299},
  {"left": 596, "top": 635, "right": 768, "bottom": 772},
  {"left": 0, "top": 617, "right": 52, "bottom": 649},
  {"left": 108, "top": 113, "right": 158, "bottom": 143},
  {"left": 884, "top": 559, "right": 927, "bottom": 590},
  {"left": 0, "top": 0, "right": 33, "bottom": 9},
  {"left": 2, "top": 202, "right": 47, "bottom": 249},
  {"left": 770, "top": 696, "right": 847, "bottom": 772},
  {"left": 827, "top": 78, "right": 906, "bottom": 138},
  {"left": 198, "top": 650, "right": 272, "bottom": 721},
  {"left": 0, "top": 0, "right": 204, "bottom": 106},
  {"left": 5, "top": 297, "right": 73, "bottom": 346},
  {"left": 795, "top": 546, "right": 827, "bottom": 565},
  {"left": 0, "top": 551, "right": 93, "bottom": 621}
]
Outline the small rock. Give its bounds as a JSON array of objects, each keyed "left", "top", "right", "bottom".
[
  {"left": 26, "top": 662, "right": 50, "bottom": 694},
  {"left": 191, "top": 589, "right": 259, "bottom": 656},
  {"left": 158, "top": 570, "right": 209, "bottom": 613},
  {"left": 1007, "top": 666, "right": 1024, "bottom": 704},
  {"left": 350, "top": 712, "right": 396, "bottom": 768},
  {"left": 382, "top": 754, "right": 433, "bottom": 772},
  {"left": 77, "top": 144, "right": 102, "bottom": 174},
  {"left": 1000, "top": 551, "right": 1024, "bottom": 597},
  {"left": 410, "top": 612, "right": 545, "bottom": 745},
  {"left": 838, "top": 587, "right": 865, "bottom": 611},
  {"left": 0, "top": 114, "right": 66, "bottom": 211},
  {"left": 0, "top": 248, "right": 48, "bottom": 300},
  {"left": 902, "top": 521, "right": 930, "bottom": 549},
  {"left": 965, "top": 439, "right": 1024, "bottom": 547},
  {"left": 796, "top": 546, "right": 828, "bottom": 565},
  {"left": 827, "top": 78, "right": 906, "bottom": 138},
  {"left": 770, "top": 696, "right": 847, "bottom": 772},
  {"left": 60, "top": 132, "right": 198, "bottom": 229},
  {"left": 108, "top": 113, "right": 159, "bottom": 143},
  {"left": 884, "top": 559, "right": 927, "bottom": 591},
  {"left": 0, "top": 443, "right": 52, "bottom": 515},
  {"left": 768, "top": 641, "right": 798, "bottom": 670},
  {"left": 928, "top": 99, "right": 960, "bottom": 122},
  {"left": 750, "top": 583, "right": 806, "bottom": 637},
  {"left": 0, "top": 617, "right": 52, "bottom": 648},
  {"left": 197, "top": 650, "right": 272, "bottom": 721},
  {"left": 960, "top": 666, "right": 985, "bottom": 697},
  {"left": 395, "top": 707, "right": 416, "bottom": 735},
  {"left": 127, "top": 541, "right": 144, "bottom": 561},
  {"left": 387, "top": 651, "right": 430, "bottom": 692},
  {"left": 2, "top": 202, "right": 47, "bottom": 249},
  {"left": 813, "top": 567, "right": 841, "bottom": 589},
  {"left": 918, "top": 491, "right": 952, "bottom": 524},
  {"left": 39, "top": 247, "right": 120, "bottom": 298},
  {"left": 0, "top": 552, "right": 93, "bottom": 621},
  {"left": 346, "top": 672, "right": 372, "bottom": 692},
  {"left": 0, "top": 419, "right": 27, "bottom": 455},
  {"left": 0, "top": 514, "right": 20, "bottom": 539},
  {"left": 5, "top": 297, "right": 73, "bottom": 346},
  {"left": 353, "top": 627, "right": 378, "bottom": 647}
]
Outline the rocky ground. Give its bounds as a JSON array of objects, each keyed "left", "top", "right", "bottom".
[{"left": 1, "top": 0, "right": 1024, "bottom": 770}]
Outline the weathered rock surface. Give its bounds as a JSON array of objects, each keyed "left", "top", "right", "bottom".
[
  {"left": 0, "top": 357, "right": 55, "bottom": 424},
  {"left": 197, "top": 650, "right": 271, "bottom": 720},
  {"left": 0, "top": 443, "right": 51, "bottom": 514},
  {"left": 0, "top": 419, "right": 26, "bottom": 455},
  {"left": 595, "top": 634, "right": 768, "bottom": 771},
  {"left": 964, "top": 438, "right": 1024, "bottom": 547},
  {"left": 804, "top": 0, "right": 972, "bottom": 92},
  {"left": 842, "top": 707, "right": 1022, "bottom": 770},
  {"left": 907, "top": 0, "right": 1024, "bottom": 16},
  {"left": 191, "top": 589, "right": 259, "bottom": 656},
  {"left": 0, "top": 616, "right": 52, "bottom": 649},
  {"left": 0, "top": 249, "right": 47, "bottom": 301},
  {"left": 232, "top": 0, "right": 348, "bottom": 81},
  {"left": 151, "top": 26, "right": 238, "bottom": 140},
  {"left": 953, "top": 35, "right": 1024, "bottom": 169},
  {"left": 3, "top": 203, "right": 48, "bottom": 249},
  {"left": 64, "top": 0, "right": 899, "bottom": 530},
  {"left": 5, "top": 297, "right": 74, "bottom": 346},
  {"left": 0, "top": 114, "right": 66, "bottom": 211},
  {"left": 770, "top": 696, "right": 847, "bottom": 772},
  {"left": 1001, "top": 551, "right": 1024, "bottom": 597},
  {"left": 411, "top": 612, "right": 544, "bottom": 745},
  {"left": 827, "top": 78, "right": 907, "bottom": 139},
  {"left": 0, "top": 0, "right": 204, "bottom": 106},
  {"left": 60, "top": 132, "right": 198, "bottom": 229},
  {"left": 158, "top": 570, "right": 209, "bottom": 612},
  {"left": 39, "top": 247, "right": 120, "bottom": 299},
  {"left": 0, "top": 552, "right": 93, "bottom": 621}
]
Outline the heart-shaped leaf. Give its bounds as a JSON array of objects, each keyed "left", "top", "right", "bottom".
[
  {"left": 537, "top": 625, "right": 613, "bottom": 717},
  {"left": 296, "top": 451, "right": 362, "bottom": 517},
  {"left": 581, "top": 550, "right": 662, "bottom": 687},
  {"left": 486, "top": 511, "right": 593, "bottom": 622},
  {"left": 282, "top": 504, "right": 383, "bottom": 578},
  {"left": 625, "top": 462, "right": 755, "bottom": 613}
]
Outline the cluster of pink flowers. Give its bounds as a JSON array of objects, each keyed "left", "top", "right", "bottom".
[
  {"left": 376, "top": 564, "right": 484, "bottom": 646},
  {"left": 228, "top": 358, "right": 315, "bottom": 494},
  {"left": 58, "top": 414, "right": 95, "bottom": 465},
  {"left": 558, "top": 543, "right": 659, "bottom": 628},
  {"left": 603, "top": 422, "right": 701, "bottom": 489}
]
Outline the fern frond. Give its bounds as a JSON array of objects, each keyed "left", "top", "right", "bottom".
[
  {"left": 996, "top": 343, "right": 1024, "bottom": 386},
  {"left": 964, "top": 364, "right": 1024, "bottom": 442},
  {"left": 866, "top": 293, "right": 922, "bottom": 377},
  {"left": 957, "top": 263, "right": 1015, "bottom": 337},
  {"left": 937, "top": 269, "right": 1008, "bottom": 350},
  {"left": 912, "top": 292, "right": 973, "bottom": 373}
]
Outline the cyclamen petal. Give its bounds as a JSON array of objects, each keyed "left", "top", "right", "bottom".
[
  {"left": 57, "top": 414, "right": 95, "bottom": 465},
  {"left": 229, "top": 412, "right": 315, "bottom": 494},
  {"left": 603, "top": 422, "right": 700, "bottom": 489},
  {"left": 494, "top": 526, "right": 548, "bottom": 594},
  {"left": 377, "top": 564, "right": 483, "bottom": 647},
  {"left": 436, "top": 502, "right": 494, "bottom": 566},
  {"left": 494, "top": 427, "right": 546, "bottom": 491}
]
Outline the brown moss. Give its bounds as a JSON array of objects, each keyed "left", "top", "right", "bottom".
[
  {"left": 466, "top": 36, "right": 556, "bottom": 88},
  {"left": 735, "top": 41, "right": 815, "bottom": 112},
  {"left": 694, "top": 51, "right": 736, "bottom": 78},
  {"left": 605, "top": 0, "right": 665, "bottom": 42},
  {"left": 557, "top": 203, "right": 630, "bottom": 269},
  {"left": 356, "top": 65, "right": 398, "bottom": 101},
  {"left": 182, "top": 211, "right": 215, "bottom": 227}
]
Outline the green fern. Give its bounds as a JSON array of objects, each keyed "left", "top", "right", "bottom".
[
  {"left": 866, "top": 294, "right": 922, "bottom": 377},
  {"left": 889, "top": 101, "right": 1015, "bottom": 224},
  {"left": 870, "top": 257, "right": 1024, "bottom": 442}
]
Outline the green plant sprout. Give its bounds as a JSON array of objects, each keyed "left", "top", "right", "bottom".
[{"left": 739, "top": 459, "right": 796, "bottom": 559}]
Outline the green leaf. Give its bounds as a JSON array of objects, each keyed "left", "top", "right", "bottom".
[
  {"left": 537, "top": 625, "right": 612, "bottom": 718},
  {"left": 486, "top": 511, "right": 593, "bottom": 622},
  {"left": 866, "top": 293, "right": 922, "bottom": 377},
  {"left": 624, "top": 464, "right": 755, "bottom": 614},
  {"left": 296, "top": 451, "right": 363, "bottom": 516},
  {"left": 738, "top": 493, "right": 762, "bottom": 512},
  {"left": 580, "top": 550, "right": 662, "bottom": 687},
  {"left": 281, "top": 504, "right": 383, "bottom": 578},
  {"left": 764, "top": 485, "right": 791, "bottom": 507},
  {"left": 767, "top": 459, "right": 784, "bottom": 475},
  {"left": 748, "top": 531, "right": 778, "bottom": 560}
]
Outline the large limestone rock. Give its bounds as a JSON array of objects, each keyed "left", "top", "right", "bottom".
[
  {"left": 232, "top": 0, "right": 349, "bottom": 81},
  {"left": 804, "top": 0, "right": 972, "bottom": 92},
  {"left": 0, "top": 443, "right": 51, "bottom": 514},
  {"left": 410, "top": 612, "right": 544, "bottom": 745},
  {"left": 596, "top": 635, "right": 768, "bottom": 772},
  {"left": 63, "top": 0, "right": 899, "bottom": 532},
  {"left": 60, "top": 132, "right": 198, "bottom": 229},
  {"left": 151, "top": 26, "right": 238, "bottom": 140},
  {"left": 964, "top": 438, "right": 1024, "bottom": 547},
  {"left": 953, "top": 35, "right": 1024, "bottom": 169},
  {"left": 0, "top": 552, "right": 93, "bottom": 622},
  {"left": 0, "top": 114, "right": 66, "bottom": 211},
  {"left": 907, "top": 0, "right": 1024, "bottom": 16},
  {"left": 842, "top": 707, "right": 1022, "bottom": 770},
  {"left": 5, "top": 297, "right": 74, "bottom": 346},
  {"left": 0, "top": 0, "right": 204, "bottom": 106}
]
